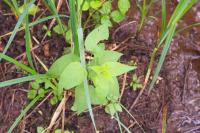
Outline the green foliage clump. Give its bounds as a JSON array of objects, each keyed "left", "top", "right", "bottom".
[{"left": 28, "top": 24, "right": 135, "bottom": 116}]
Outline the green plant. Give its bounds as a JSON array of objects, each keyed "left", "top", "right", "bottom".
[
  {"left": 26, "top": 24, "right": 135, "bottom": 115},
  {"left": 0, "top": 0, "right": 135, "bottom": 132},
  {"left": 130, "top": 74, "right": 142, "bottom": 91},
  {"left": 136, "top": 0, "right": 154, "bottom": 32},
  {"left": 148, "top": 0, "right": 197, "bottom": 92},
  {"left": 83, "top": 0, "right": 130, "bottom": 28},
  {"left": 3, "top": 0, "right": 40, "bottom": 17}
]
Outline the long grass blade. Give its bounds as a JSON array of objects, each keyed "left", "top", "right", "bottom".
[
  {"left": 0, "top": 74, "right": 46, "bottom": 88},
  {"left": 69, "top": 0, "right": 80, "bottom": 56},
  {"left": 25, "top": 2, "right": 34, "bottom": 69},
  {"left": 0, "top": 0, "right": 36, "bottom": 62},
  {"left": 0, "top": 15, "right": 68, "bottom": 39},
  {"left": 78, "top": 27, "right": 97, "bottom": 131},
  {"left": 0, "top": 53, "right": 36, "bottom": 74},
  {"left": 69, "top": 0, "right": 96, "bottom": 130},
  {"left": 116, "top": 113, "right": 123, "bottom": 133},
  {"left": 160, "top": 0, "right": 166, "bottom": 37},
  {"left": 149, "top": 25, "right": 176, "bottom": 93},
  {"left": 176, "top": 22, "right": 200, "bottom": 34}
]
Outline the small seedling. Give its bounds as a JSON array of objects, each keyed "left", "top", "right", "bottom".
[{"left": 130, "top": 74, "right": 142, "bottom": 91}]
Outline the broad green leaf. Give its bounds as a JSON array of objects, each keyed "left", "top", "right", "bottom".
[
  {"left": 90, "top": 0, "right": 102, "bottom": 9},
  {"left": 107, "top": 77, "right": 120, "bottom": 101},
  {"left": 93, "top": 76, "right": 110, "bottom": 104},
  {"left": 85, "top": 24, "right": 109, "bottom": 52},
  {"left": 111, "top": 10, "right": 125, "bottom": 23},
  {"left": 19, "top": 4, "right": 40, "bottom": 15},
  {"left": 95, "top": 50, "right": 123, "bottom": 64},
  {"left": 100, "top": 1, "right": 112, "bottom": 14},
  {"left": 48, "top": 54, "right": 79, "bottom": 77},
  {"left": 118, "top": 0, "right": 130, "bottom": 14},
  {"left": 72, "top": 85, "right": 96, "bottom": 114},
  {"left": 58, "top": 62, "right": 87, "bottom": 90},
  {"left": 90, "top": 65, "right": 112, "bottom": 79},
  {"left": 105, "top": 62, "right": 136, "bottom": 77}
]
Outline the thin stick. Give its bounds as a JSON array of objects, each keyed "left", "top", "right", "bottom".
[
  {"left": 25, "top": 92, "right": 53, "bottom": 119},
  {"left": 46, "top": 92, "right": 71, "bottom": 131},
  {"left": 120, "top": 73, "right": 127, "bottom": 101}
]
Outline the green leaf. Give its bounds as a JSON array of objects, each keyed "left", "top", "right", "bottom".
[
  {"left": 107, "top": 77, "right": 120, "bottom": 101},
  {"left": 101, "top": 15, "right": 112, "bottom": 27},
  {"left": 100, "top": 1, "right": 112, "bottom": 14},
  {"left": 37, "top": 127, "right": 45, "bottom": 133},
  {"left": 71, "top": 85, "right": 87, "bottom": 114},
  {"left": 111, "top": 10, "right": 125, "bottom": 23},
  {"left": 90, "top": 0, "right": 102, "bottom": 9},
  {"left": 65, "top": 29, "right": 72, "bottom": 42},
  {"left": 27, "top": 90, "right": 37, "bottom": 99},
  {"left": 82, "top": 1, "right": 90, "bottom": 11},
  {"left": 105, "top": 62, "right": 136, "bottom": 77},
  {"left": 53, "top": 24, "right": 67, "bottom": 34},
  {"left": 105, "top": 103, "right": 122, "bottom": 116},
  {"left": 72, "top": 85, "right": 96, "bottom": 114},
  {"left": 118, "top": 0, "right": 130, "bottom": 15},
  {"left": 93, "top": 76, "right": 110, "bottom": 104},
  {"left": 90, "top": 65, "right": 112, "bottom": 79},
  {"left": 85, "top": 24, "right": 109, "bottom": 52},
  {"left": 19, "top": 4, "right": 40, "bottom": 15},
  {"left": 38, "top": 89, "right": 45, "bottom": 97},
  {"left": 31, "top": 81, "right": 40, "bottom": 90},
  {"left": 94, "top": 50, "right": 123, "bottom": 64},
  {"left": 48, "top": 53, "right": 79, "bottom": 77},
  {"left": 58, "top": 62, "right": 87, "bottom": 90},
  {"left": 50, "top": 96, "right": 58, "bottom": 105}
]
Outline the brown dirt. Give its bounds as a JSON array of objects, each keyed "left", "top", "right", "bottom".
[{"left": 0, "top": 0, "right": 200, "bottom": 133}]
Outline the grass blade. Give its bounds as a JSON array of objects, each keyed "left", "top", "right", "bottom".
[
  {"left": 149, "top": 25, "right": 176, "bottom": 93},
  {"left": 116, "top": 113, "right": 123, "bottom": 133},
  {"left": 69, "top": 0, "right": 80, "bottom": 56},
  {"left": 113, "top": 116, "right": 131, "bottom": 133},
  {"left": 25, "top": 3, "right": 34, "bottom": 69},
  {"left": 160, "top": 0, "right": 166, "bottom": 37},
  {"left": 0, "top": 74, "right": 46, "bottom": 88},
  {"left": 0, "top": 53, "right": 36, "bottom": 74},
  {"left": 8, "top": 91, "right": 47, "bottom": 133},
  {"left": 78, "top": 27, "right": 97, "bottom": 131},
  {"left": 69, "top": 0, "right": 96, "bottom": 130},
  {"left": 43, "top": 0, "right": 66, "bottom": 38},
  {"left": 176, "top": 22, "right": 200, "bottom": 34},
  {"left": 0, "top": 0, "right": 36, "bottom": 62}
]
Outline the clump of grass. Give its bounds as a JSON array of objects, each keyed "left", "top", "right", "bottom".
[
  {"left": 136, "top": 0, "right": 154, "bottom": 32},
  {"left": 148, "top": 0, "right": 197, "bottom": 92}
]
